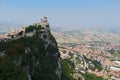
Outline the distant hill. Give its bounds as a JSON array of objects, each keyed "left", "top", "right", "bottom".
[
  {"left": 0, "top": 22, "right": 21, "bottom": 34},
  {"left": 52, "top": 26, "right": 120, "bottom": 44}
]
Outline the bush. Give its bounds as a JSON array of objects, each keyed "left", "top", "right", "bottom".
[
  {"left": 0, "top": 60, "right": 27, "bottom": 80},
  {"left": 25, "top": 25, "right": 36, "bottom": 33},
  {"left": 84, "top": 73, "right": 104, "bottom": 80}
]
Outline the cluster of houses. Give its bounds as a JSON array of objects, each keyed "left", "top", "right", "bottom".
[{"left": 59, "top": 42, "right": 120, "bottom": 79}]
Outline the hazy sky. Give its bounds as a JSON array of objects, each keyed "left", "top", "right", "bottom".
[{"left": 0, "top": 0, "right": 120, "bottom": 27}]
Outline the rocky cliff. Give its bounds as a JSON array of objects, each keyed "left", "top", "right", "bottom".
[{"left": 0, "top": 21, "right": 62, "bottom": 80}]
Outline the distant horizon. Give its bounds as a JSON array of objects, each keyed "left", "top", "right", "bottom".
[
  {"left": 0, "top": 20, "right": 120, "bottom": 29},
  {"left": 0, "top": 0, "right": 120, "bottom": 28}
]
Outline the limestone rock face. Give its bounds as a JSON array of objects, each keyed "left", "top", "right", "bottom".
[
  {"left": 0, "top": 18, "right": 61, "bottom": 80},
  {"left": 22, "top": 27, "right": 62, "bottom": 80}
]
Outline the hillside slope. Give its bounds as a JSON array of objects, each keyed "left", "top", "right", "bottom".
[{"left": 0, "top": 23, "right": 62, "bottom": 80}]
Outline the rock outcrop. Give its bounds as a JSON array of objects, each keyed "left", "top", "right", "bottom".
[{"left": 0, "top": 17, "right": 62, "bottom": 80}]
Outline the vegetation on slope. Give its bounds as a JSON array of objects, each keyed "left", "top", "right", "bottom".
[
  {"left": 84, "top": 73, "right": 104, "bottom": 80},
  {"left": 61, "top": 59, "right": 104, "bottom": 80},
  {"left": 0, "top": 60, "right": 27, "bottom": 80},
  {"left": 0, "top": 25, "right": 60, "bottom": 80}
]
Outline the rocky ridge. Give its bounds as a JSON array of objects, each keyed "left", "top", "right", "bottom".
[{"left": 0, "top": 17, "right": 62, "bottom": 80}]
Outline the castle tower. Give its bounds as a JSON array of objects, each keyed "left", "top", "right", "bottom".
[{"left": 40, "top": 17, "right": 49, "bottom": 28}]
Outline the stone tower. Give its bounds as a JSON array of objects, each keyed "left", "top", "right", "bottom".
[{"left": 40, "top": 17, "right": 49, "bottom": 28}]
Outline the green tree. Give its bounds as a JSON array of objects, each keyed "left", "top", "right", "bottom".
[{"left": 0, "top": 60, "right": 27, "bottom": 80}]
